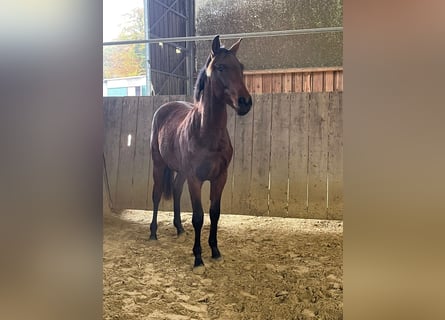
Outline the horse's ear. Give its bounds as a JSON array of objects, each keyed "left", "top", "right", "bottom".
[
  {"left": 211, "top": 35, "right": 220, "bottom": 57},
  {"left": 229, "top": 38, "right": 242, "bottom": 55}
]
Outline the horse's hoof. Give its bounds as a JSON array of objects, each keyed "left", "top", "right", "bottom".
[
  {"left": 212, "top": 256, "right": 224, "bottom": 264},
  {"left": 211, "top": 248, "right": 221, "bottom": 259},
  {"left": 193, "top": 265, "right": 206, "bottom": 275},
  {"left": 149, "top": 234, "right": 158, "bottom": 241},
  {"left": 177, "top": 232, "right": 187, "bottom": 243}
]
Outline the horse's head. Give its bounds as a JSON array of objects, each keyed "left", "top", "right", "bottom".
[{"left": 204, "top": 35, "right": 252, "bottom": 116}]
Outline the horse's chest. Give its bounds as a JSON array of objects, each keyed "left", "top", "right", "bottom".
[{"left": 194, "top": 151, "right": 231, "bottom": 181}]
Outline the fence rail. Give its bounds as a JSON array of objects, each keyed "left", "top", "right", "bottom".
[{"left": 103, "top": 92, "right": 343, "bottom": 219}]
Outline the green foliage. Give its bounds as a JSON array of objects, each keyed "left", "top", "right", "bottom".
[{"left": 103, "top": 7, "right": 146, "bottom": 78}]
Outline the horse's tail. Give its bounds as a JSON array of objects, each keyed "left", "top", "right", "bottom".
[{"left": 162, "top": 167, "right": 173, "bottom": 200}]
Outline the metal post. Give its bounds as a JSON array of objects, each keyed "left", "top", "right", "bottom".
[
  {"left": 185, "top": 0, "right": 194, "bottom": 95},
  {"left": 190, "top": 0, "right": 196, "bottom": 95},
  {"left": 143, "top": 0, "right": 152, "bottom": 95}
]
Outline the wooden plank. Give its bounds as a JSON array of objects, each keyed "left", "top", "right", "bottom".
[
  {"left": 272, "top": 74, "right": 283, "bottom": 93},
  {"left": 303, "top": 73, "right": 312, "bottom": 92},
  {"left": 284, "top": 73, "right": 292, "bottom": 93},
  {"left": 252, "top": 74, "right": 263, "bottom": 94},
  {"left": 248, "top": 94, "right": 272, "bottom": 216},
  {"left": 103, "top": 163, "right": 112, "bottom": 213},
  {"left": 307, "top": 93, "right": 329, "bottom": 218},
  {"left": 132, "top": 97, "right": 154, "bottom": 209},
  {"left": 244, "top": 67, "right": 343, "bottom": 75},
  {"left": 293, "top": 73, "right": 303, "bottom": 92},
  {"left": 221, "top": 103, "right": 236, "bottom": 214},
  {"left": 115, "top": 97, "right": 139, "bottom": 210},
  {"left": 334, "top": 71, "right": 343, "bottom": 91},
  {"left": 231, "top": 96, "right": 254, "bottom": 215},
  {"left": 269, "top": 93, "right": 291, "bottom": 217},
  {"left": 338, "top": 72, "right": 343, "bottom": 91},
  {"left": 152, "top": 94, "right": 169, "bottom": 113},
  {"left": 243, "top": 75, "right": 249, "bottom": 92},
  {"left": 327, "top": 92, "right": 343, "bottom": 219},
  {"left": 244, "top": 74, "right": 254, "bottom": 93},
  {"left": 312, "top": 72, "right": 324, "bottom": 92},
  {"left": 262, "top": 74, "right": 273, "bottom": 93},
  {"left": 288, "top": 93, "right": 310, "bottom": 218},
  {"left": 168, "top": 95, "right": 186, "bottom": 103},
  {"left": 324, "top": 71, "right": 334, "bottom": 92},
  {"left": 103, "top": 97, "right": 123, "bottom": 212}
]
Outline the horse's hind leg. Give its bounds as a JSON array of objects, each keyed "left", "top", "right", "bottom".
[
  {"left": 149, "top": 163, "right": 165, "bottom": 240},
  {"left": 173, "top": 173, "right": 186, "bottom": 236},
  {"left": 208, "top": 172, "right": 227, "bottom": 260}
]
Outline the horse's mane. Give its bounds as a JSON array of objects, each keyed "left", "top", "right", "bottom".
[
  {"left": 194, "top": 47, "right": 231, "bottom": 102},
  {"left": 194, "top": 61, "right": 209, "bottom": 102}
]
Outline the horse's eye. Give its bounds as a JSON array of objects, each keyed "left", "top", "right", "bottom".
[{"left": 215, "top": 64, "right": 225, "bottom": 72}]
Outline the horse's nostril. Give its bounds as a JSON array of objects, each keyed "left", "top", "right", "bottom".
[
  {"left": 238, "top": 96, "right": 252, "bottom": 107},
  {"left": 237, "top": 96, "right": 252, "bottom": 116}
]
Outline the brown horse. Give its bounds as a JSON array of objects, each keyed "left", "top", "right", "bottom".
[{"left": 149, "top": 35, "right": 252, "bottom": 273}]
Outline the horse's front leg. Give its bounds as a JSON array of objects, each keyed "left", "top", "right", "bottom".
[
  {"left": 187, "top": 177, "right": 205, "bottom": 274},
  {"left": 209, "top": 171, "right": 227, "bottom": 260}
]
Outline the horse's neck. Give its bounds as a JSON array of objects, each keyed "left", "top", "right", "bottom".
[{"left": 198, "top": 85, "right": 227, "bottom": 138}]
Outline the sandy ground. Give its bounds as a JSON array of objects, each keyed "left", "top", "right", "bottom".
[{"left": 103, "top": 210, "right": 343, "bottom": 320}]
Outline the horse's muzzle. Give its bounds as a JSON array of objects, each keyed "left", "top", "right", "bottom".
[{"left": 237, "top": 96, "right": 252, "bottom": 116}]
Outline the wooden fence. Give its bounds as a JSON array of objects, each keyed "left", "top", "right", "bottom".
[
  {"left": 103, "top": 92, "right": 343, "bottom": 220},
  {"left": 244, "top": 67, "right": 343, "bottom": 94}
]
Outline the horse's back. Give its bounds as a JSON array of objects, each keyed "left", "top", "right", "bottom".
[
  {"left": 153, "top": 101, "right": 193, "bottom": 128},
  {"left": 151, "top": 101, "right": 194, "bottom": 163}
]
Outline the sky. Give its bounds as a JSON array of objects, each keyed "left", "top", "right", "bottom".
[{"left": 103, "top": 0, "right": 143, "bottom": 41}]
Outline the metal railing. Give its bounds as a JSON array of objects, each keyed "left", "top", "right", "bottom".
[{"left": 103, "top": 27, "right": 343, "bottom": 46}]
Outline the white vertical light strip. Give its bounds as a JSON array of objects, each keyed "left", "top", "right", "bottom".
[
  {"left": 286, "top": 178, "right": 290, "bottom": 208},
  {"left": 267, "top": 171, "right": 271, "bottom": 208},
  {"left": 327, "top": 174, "right": 329, "bottom": 209},
  {"left": 127, "top": 134, "right": 132, "bottom": 147}
]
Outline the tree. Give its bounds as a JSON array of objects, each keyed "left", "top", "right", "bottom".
[{"left": 103, "top": 7, "right": 146, "bottom": 78}]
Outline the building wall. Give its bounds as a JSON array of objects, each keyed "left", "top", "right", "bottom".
[
  {"left": 195, "top": 0, "right": 343, "bottom": 70},
  {"left": 103, "top": 76, "right": 147, "bottom": 97}
]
